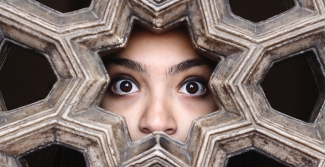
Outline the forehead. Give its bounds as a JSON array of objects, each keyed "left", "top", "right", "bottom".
[{"left": 116, "top": 27, "right": 200, "bottom": 64}]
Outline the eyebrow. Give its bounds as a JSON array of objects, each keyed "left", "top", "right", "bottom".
[
  {"left": 167, "top": 58, "right": 209, "bottom": 75},
  {"left": 104, "top": 57, "right": 213, "bottom": 75},
  {"left": 105, "top": 57, "right": 148, "bottom": 74}
]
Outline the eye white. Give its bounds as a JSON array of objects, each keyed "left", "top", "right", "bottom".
[
  {"left": 179, "top": 81, "right": 206, "bottom": 96},
  {"left": 112, "top": 80, "right": 139, "bottom": 95}
]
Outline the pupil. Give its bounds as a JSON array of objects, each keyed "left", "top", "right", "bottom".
[
  {"left": 120, "top": 81, "right": 132, "bottom": 92},
  {"left": 186, "top": 82, "right": 198, "bottom": 94}
]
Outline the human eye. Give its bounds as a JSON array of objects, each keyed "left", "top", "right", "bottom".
[
  {"left": 178, "top": 78, "right": 207, "bottom": 96},
  {"left": 111, "top": 77, "right": 139, "bottom": 95}
]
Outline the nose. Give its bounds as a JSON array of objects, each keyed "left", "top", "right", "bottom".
[{"left": 139, "top": 97, "right": 177, "bottom": 135}]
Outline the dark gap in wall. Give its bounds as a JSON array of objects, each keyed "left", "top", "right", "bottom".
[
  {"left": 0, "top": 43, "right": 57, "bottom": 110},
  {"left": 228, "top": 0, "right": 295, "bottom": 23},
  {"left": 227, "top": 150, "right": 289, "bottom": 167},
  {"left": 35, "top": 0, "right": 92, "bottom": 13},
  {"left": 261, "top": 50, "right": 320, "bottom": 123},
  {"left": 19, "top": 144, "right": 87, "bottom": 167}
]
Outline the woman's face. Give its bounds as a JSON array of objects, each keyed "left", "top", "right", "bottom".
[{"left": 101, "top": 27, "right": 218, "bottom": 142}]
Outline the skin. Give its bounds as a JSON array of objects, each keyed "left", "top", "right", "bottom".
[{"left": 101, "top": 27, "right": 218, "bottom": 142}]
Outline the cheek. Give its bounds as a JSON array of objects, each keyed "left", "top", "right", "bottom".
[
  {"left": 176, "top": 95, "right": 217, "bottom": 117},
  {"left": 100, "top": 92, "right": 141, "bottom": 115},
  {"left": 173, "top": 94, "right": 217, "bottom": 142},
  {"left": 101, "top": 93, "right": 144, "bottom": 141}
]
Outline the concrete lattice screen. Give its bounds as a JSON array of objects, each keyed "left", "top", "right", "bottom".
[{"left": 0, "top": 0, "right": 324, "bottom": 166}]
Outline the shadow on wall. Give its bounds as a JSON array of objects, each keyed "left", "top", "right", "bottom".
[
  {"left": 229, "top": 0, "right": 295, "bottom": 23},
  {"left": 35, "top": 0, "right": 91, "bottom": 13}
]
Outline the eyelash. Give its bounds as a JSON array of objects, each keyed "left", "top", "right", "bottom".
[
  {"left": 110, "top": 76, "right": 140, "bottom": 96},
  {"left": 178, "top": 77, "right": 207, "bottom": 97},
  {"left": 109, "top": 76, "right": 208, "bottom": 97}
]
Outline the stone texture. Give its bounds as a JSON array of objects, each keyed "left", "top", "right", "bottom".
[{"left": 0, "top": 0, "right": 325, "bottom": 166}]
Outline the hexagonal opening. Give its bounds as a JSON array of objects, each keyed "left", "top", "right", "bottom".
[
  {"left": 0, "top": 42, "right": 57, "bottom": 111},
  {"left": 18, "top": 144, "right": 87, "bottom": 167},
  {"left": 228, "top": 0, "right": 295, "bottom": 23},
  {"left": 261, "top": 49, "right": 324, "bottom": 123},
  {"left": 226, "top": 149, "right": 290, "bottom": 167},
  {"left": 35, "top": 0, "right": 92, "bottom": 13}
]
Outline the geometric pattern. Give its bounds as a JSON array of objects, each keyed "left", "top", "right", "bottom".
[{"left": 0, "top": 0, "right": 325, "bottom": 166}]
